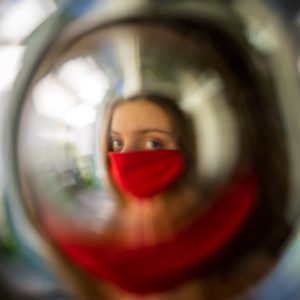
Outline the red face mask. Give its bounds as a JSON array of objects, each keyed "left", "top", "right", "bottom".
[{"left": 108, "top": 149, "right": 185, "bottom": 199}]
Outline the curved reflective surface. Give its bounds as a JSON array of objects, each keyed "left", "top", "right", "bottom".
[
  {"left": 19, "top": 23, "right": 249, "bottom": 231},
  {"left": 2, "top": 0, "right": 300, "bottom": 299}
]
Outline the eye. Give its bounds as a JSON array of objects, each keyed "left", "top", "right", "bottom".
[
  {"left": 145, "top": 139, "right": 163, "bottom": 150},
  {"left": 111, "top": 138, "right": 123, "bottom": 152}
]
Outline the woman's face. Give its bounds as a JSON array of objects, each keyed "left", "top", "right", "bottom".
[{"left": 110, "top": 99, "right": 178, "bottom": 153}]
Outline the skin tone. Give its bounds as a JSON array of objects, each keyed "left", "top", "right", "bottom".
[
  {"left": 108, "top": 99, "right": 204, "bottom": 243},
  {"left": 105, "top": 100, "right": 205, "bottom": 298},
  {"left": 108, "top": 99, "right": 181, "bottom": 246},
  {"left": 110, "top": 99, "right": 178, "bottom": 153}
]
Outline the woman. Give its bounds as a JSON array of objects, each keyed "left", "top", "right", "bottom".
[
  {"left": 101, "top": 94, "right": 201, "bottom": 246},
  {"left": 39, "top": 93, "right": 286, "bottom": 300}
]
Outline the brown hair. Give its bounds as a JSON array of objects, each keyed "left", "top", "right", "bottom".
[{"left": 101, "top": 93, "right": 198, "bottom": 200}]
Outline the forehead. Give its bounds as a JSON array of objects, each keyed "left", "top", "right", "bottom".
[{"left": 111, "top": 99, "right": 173, "bottom": 132}]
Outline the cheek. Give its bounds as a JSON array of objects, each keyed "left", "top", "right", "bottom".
[{"left": 167, "top": 138, "right": 179, "bottom": 150}]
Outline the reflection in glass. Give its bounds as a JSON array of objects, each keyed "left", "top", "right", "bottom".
[{"left": 15, "top": 22, "right": 290, "bottom": 299}]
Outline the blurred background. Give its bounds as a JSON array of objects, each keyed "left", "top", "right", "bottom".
[
  {"left": 0, "top": 2, "right": 65, "bottom": 299},
  {"left": 0, "top": 0, "right": 300, "bottom": 299}
]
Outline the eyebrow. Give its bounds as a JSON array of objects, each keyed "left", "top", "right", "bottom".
[{"left": 111, "top": 129, "right": 173, "bottom": 136}]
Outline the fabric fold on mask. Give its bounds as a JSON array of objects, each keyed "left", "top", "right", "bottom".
[{"left": 109, "top": 149, "right": 184, "bottom": 199}]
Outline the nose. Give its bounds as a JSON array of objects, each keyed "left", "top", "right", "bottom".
[{"left": 120, "top": 139, "right": 140, "bottom": 153}]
